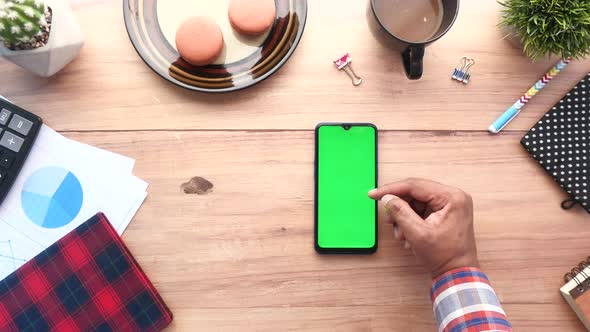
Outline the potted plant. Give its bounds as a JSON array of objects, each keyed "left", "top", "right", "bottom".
[
  {"left": 499, "top": 0, "right": 590, "bottom": 60},
  {"left": 0, "top": 0, "right": 84, "bottom": 77}
]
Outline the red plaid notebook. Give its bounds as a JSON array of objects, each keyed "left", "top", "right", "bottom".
[{"left": 0, "top": 213, "right": 173, "bottom": 332}]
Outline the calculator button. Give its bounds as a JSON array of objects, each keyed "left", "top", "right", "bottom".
[
  {"left": 0, "top": 132, "right": 24, "bottom": 152},
  {"left": 0, "top": 109, "right": 11, "bottom": 125},
  {"left": 8, "top": 115, "right": 33, "bottom": 136},
  {"left": 0, "top": 152, "right": 14, "bottom": 169}
]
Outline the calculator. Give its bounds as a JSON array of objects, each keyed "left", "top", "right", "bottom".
[{"left": 0, "top": 99, "right": 43, "bottom": 205}]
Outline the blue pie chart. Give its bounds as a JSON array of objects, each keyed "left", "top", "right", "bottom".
[{"left": 21, "top": 167, "right": 83, "bottom": 229}]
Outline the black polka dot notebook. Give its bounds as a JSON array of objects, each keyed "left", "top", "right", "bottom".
[{"left": 521, "top": 73, "right": 590, "bottom": 213}]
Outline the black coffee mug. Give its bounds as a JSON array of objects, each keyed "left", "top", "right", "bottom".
[{"left": 367, "top": 0, "right": 460, "bottom": 80}]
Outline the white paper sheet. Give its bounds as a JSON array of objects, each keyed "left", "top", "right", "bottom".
[
  {"left": 0, "top": 119, "right": 148, "bottom": 280},
  {"left": 0, "top": 219, "right": 43, "bottom": 280}
]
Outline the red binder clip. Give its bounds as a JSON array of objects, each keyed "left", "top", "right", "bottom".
[{"left": 334, "top": 53, "right": 362, "bottom": 86}]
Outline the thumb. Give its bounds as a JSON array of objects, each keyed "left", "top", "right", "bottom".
[{"left": 381, "top": 195, "right": 425, "bottom": 243}]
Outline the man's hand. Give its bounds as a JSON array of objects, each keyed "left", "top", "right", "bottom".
[{"left": 369, "top": 178, "right": 479, "bottom": 278}]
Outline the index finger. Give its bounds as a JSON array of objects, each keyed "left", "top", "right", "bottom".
[{"left": 369, "top": 178, "right": 452, "bottom": 208}]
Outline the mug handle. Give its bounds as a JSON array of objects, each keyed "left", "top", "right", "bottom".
[{"left": 402, "top": 45, "right": 424, "bottom": 80}]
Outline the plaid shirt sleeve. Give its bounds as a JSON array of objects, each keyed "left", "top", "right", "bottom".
[{"left": 431, "top": 267, "right": 512, "bottom": 332}]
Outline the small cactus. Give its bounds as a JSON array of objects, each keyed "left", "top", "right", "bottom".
[{"left": 0, "top": 0, "right": 49, "bottom": 49}]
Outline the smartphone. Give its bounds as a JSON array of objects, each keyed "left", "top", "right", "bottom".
[{"left": 315, "top": 123, "right": 378, "bottom": 254}]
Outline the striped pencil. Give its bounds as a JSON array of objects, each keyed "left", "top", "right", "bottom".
[{"left": 488, "top": 58, "right": 572, "bottom": 134}]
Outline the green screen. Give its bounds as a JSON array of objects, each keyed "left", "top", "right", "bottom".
[{"left": 317, "top": 125, "right": 376, "bottom": 249}]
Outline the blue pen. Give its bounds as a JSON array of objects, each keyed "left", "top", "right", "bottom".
[
  {"left": 488, "top": 58, "right": 571, "bottom": 134},
  {"left": 488, "top": 104, "right": 522, "bottom": 134}
]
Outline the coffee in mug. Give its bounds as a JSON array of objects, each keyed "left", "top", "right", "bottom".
[
  {"left": 367, "top": 0, "right": 460, "bottom": 80},
  {"left": 373, "top": 0, "right": 444, "bottom": 43}
]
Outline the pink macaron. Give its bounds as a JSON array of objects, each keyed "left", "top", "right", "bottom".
[
  {"left": 228, "top": 0, "right": 276, "bottom": 36},
  {"left": 175, "top": 16, "right": 224, "bottom": 66}
]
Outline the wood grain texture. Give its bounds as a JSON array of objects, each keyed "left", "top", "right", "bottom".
[
  {"left": 0, "top": 0, "right": 588, "bottom": 131},
  {"left": 64, "top": 130, "right": 589, "bottom": 331},
  {"left": 1, "top": 0, "right": 589, "bottom": 330}
]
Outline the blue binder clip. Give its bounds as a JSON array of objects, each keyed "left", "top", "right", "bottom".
[{"left": 452, "top": 57, "right": 475, "bottom": 84}]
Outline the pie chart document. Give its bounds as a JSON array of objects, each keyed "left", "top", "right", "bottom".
[
  {"left": 0, "top": 125, "right": 148, "bottom": 250},
  {"left": 21, "top": 167, "right": 84, "bottom": 229}
]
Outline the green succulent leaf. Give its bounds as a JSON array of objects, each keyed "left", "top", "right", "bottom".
[{"left": 499, "top": 0, "right": 590, "bottom": 60}]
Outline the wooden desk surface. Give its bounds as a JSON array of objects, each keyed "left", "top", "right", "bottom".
[{"left": 2, "top": 0, "right": 590, "bottom": 330}]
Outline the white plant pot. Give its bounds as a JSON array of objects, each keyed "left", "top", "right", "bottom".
[{"left": 0, "top": 0, "right": 84, "bottom": 77}]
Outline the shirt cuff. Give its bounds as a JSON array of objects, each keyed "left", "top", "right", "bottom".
[{"left": 431, "top": 267, "right": 512, "bottom": 332}]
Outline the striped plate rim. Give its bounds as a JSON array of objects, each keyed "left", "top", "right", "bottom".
[{"left": 123, "top": 0, "right": 307, "bottom": 93}]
